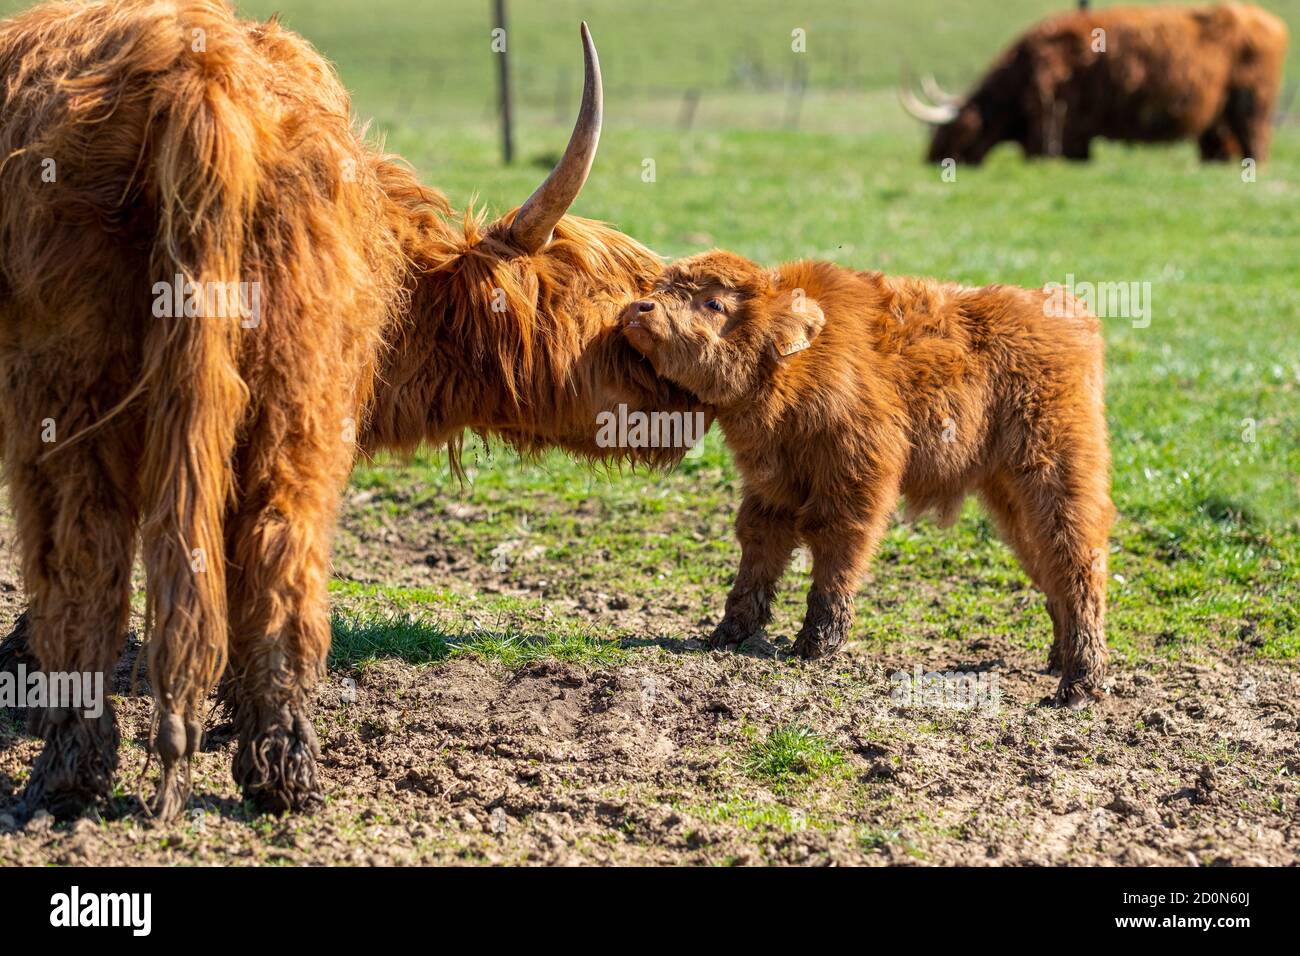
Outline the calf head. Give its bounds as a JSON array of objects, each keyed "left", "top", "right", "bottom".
[{"left": 620, "top": 250, "right": 825, "bottom": 408}]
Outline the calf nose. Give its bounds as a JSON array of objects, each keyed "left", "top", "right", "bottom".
[{"left": 636, "top": 300, "right": 656, "bottom": 313}]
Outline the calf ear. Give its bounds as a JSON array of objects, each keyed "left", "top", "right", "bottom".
[{"left": 771, "top": 291, "right": 825, "bottom": 361}]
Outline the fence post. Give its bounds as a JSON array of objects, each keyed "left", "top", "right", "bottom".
[
  {"left": 678, "top": 89, "right": 701, "bottom": 131},
  {"left": 784, "top": 57, "right": 807, "bottom": 130},
  {"left": 493, "top": 0, "right": 513, "bottom": 165}
]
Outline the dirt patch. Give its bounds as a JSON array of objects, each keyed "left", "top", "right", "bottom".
[
  {"left": 2, "top": 630, "right": 1296, "bottom": 865},
  {"left": 1, "top": 492, "right": 1296, "bottom": 865}
]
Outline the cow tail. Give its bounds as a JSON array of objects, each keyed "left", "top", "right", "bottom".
[{"left": 138, "top": 4, "right": 257, "bottom": 818}]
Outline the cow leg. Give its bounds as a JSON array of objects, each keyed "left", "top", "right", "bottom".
[
  {"left": 791, "top": 490, "right": 894, "bottom": 660},
  {"left": 709, "top": 494, "right": 796, "bottom": 650},
  {"left": 0, "top": 371, "right": 139, "bottom": 818},
  {"left": 1225, "top": 105, "right": 1273, "bottom": 165},
  {"left": 223, "top": 401, "right": 356, "bottom": 814},
  {"left": 1198, "top": 124, "right": 1236, "bottom": 162},
  {"left": 1224, "top": 87, "right": 1277, "bottom": 164},
  {"left": 224, "top": 481, "right": 333, "bottom": 815},
  {"left": 1062, "top": 133, "right": 1091, "bottom": 162}
]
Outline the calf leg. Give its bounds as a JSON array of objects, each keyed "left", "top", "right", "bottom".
[
  {"left": 979, "top": 474, "right": 1066, "bottom": 674},
  {"left": 710, "top": 495, "right": 796, "bottom": 649},
  {"left": 998, "top": 465, "right": 1113, "bottom": 709},
  {"left": 792, "top": 492, "right": 894, "bottom": 660}
]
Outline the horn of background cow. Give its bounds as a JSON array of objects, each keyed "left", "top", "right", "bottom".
[
  {"left": 921, "top": 73, "right": 962, "bottom": 107},
  {"left": 509, "top": 22, "right": 603, "bottom": 252},
  {"left": 898, "top": 84, "right": 959, "bottom": 125}
]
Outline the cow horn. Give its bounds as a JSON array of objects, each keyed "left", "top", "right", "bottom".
[
  {"left": 921, "top": 73, "right": 962, "bottom": 107},
  {"left": 510, "top": 22, "right": 603, "bottom": 252},
  {"left": 898, "top": 84, "right": 959, "bottom": 125}
]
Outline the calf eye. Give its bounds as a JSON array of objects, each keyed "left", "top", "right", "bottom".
[{"left": 704, "top": 298, "right": 724, "bottom": 313}]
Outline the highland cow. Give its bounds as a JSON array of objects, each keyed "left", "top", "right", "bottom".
[
  {"left": 621, "top": 251, "right": 1114, "bottom": 708},
  {"left": 0, "top": 0, "right": 694, "bottom": 818},
  {"left": 900, "top": 3, "right": 1288, "bottom": 163}
]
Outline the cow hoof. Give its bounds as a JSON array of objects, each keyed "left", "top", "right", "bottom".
[
  {"left": 249, "top": 781, "right": 325, "bottom": 816},
  {"left": 234, "top": 705, "right": 324, "bottom": 815},
  {"left": 23, "top": 706, "right": 119, "bottom": 821}
]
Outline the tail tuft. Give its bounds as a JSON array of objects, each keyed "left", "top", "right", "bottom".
[{"left": 137, "top": 2, "right": 261, "bottom": 806}]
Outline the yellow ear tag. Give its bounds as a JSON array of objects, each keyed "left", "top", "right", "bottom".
[{"left": 774, "top": 337, "right": 810, "bottom": 360}]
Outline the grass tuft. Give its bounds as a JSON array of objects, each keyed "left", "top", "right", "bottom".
[
  {"left": 743, "top": 724, "right": 844, "bottom": 781},
  {"left": 329, "top": 612, "right": 622, "bottom": 669}
]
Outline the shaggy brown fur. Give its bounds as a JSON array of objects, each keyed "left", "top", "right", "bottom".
[
  {"left": 362, "top": 201, "right": 694, "bottom": 467},
  {"left": 903, "top": 3, "right": 1288, "bottom": 163},
  {"left": 0, "top": 0, "right": 692, "bottom": 819},
  {"left": 622, "top": 251, "right": 1114, "bottom": 708}
]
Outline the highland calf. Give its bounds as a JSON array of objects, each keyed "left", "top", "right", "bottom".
[
  {"left": 622, "top": 251, "right": 1114, "bottom": 708},
  {"left": 0, "top": 0, "right": 693, "bottom": 818},
  {"left": 900, "top": 3, "right": 1288, "bottom": 163}
]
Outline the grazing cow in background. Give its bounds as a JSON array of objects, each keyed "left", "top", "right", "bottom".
[
  {"left": 0, "top": 0, "right": 693, "bottom": 819},
  {"left": 622, "top": 251, "right": 1114, "bottom": 709},
  {"left": 900, "top": 3, "right": 1288, "bottom": 163}
]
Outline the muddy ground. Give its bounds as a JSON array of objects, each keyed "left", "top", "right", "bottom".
[{"left": 1, "top": 492, "right": 1297, "bottom": 866}]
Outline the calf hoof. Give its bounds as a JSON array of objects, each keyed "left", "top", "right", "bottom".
[
  {"left": 234, "top": 705, "right": 324, "bottom": 815},
  {"left": 23, "top": 706, "right": 119, "bottom": 821},
  {"left": 707, "top": 616, "right": 761, "bottom": 651},
  {"left": 1055, "top": 677, "right": 1103, "bottom": 711},
  {"left": 790, "top": 627, "right": 845, "bottom": 660},
  {"left": 791, "top": 592, "right": 853, "bottom": 660}
]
